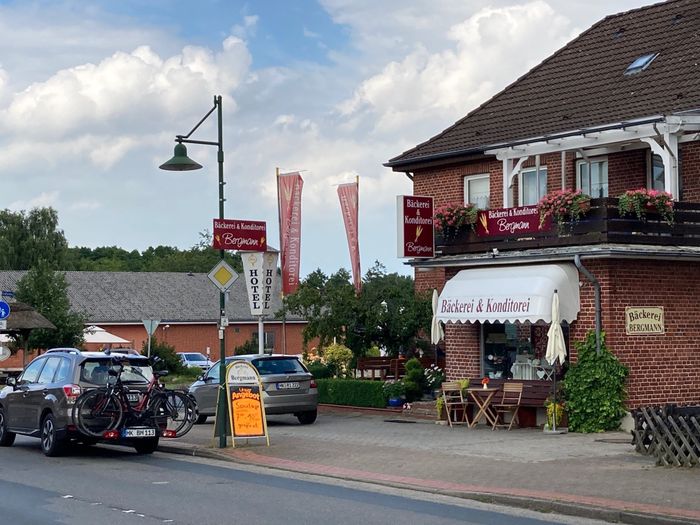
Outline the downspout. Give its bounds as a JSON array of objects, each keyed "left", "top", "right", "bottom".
[{"left": 574, "top": 255, "right": 601, "bottom": 354}]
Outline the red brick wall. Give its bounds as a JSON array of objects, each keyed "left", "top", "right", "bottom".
[
  {"left": 444, "top": 322, "right": 481, "bottom": 380},
  {"left": 607, "top": 149, "right": 647, "bottom": 196},
  {"left": 681, "top": 141, "right": 700, "bottom": 202},
  {"left": 414, "top": 268, "right": 446, "bottom": 295}
]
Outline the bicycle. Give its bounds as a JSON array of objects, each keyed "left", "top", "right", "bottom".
[{"left": 72, "top": 357, "right": 197, "bottom": 439}]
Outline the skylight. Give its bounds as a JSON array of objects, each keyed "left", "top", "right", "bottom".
[{"left": 625, "top": 53, "right": 658, "bottom": 75}]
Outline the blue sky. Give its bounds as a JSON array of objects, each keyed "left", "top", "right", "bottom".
[{"left": 0, "top": 0, "right": 656, "bottom": 279}]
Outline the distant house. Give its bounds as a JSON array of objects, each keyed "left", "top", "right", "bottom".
[
  {"left": 0, "top": 271, "right": 308, "bottom": 368},
  {"left": 386, "top": 0, "right": 700, "bottom": 408}
]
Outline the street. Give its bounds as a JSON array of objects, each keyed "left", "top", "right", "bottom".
[{"left": 0, "top": 436, "right": 609, "bottom": 525}]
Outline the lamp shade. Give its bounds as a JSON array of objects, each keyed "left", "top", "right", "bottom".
[{"left": 159, "top": 143, "right": 203, "bottom": 171}]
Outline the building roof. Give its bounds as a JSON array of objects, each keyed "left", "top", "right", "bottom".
[
  {"left": 1, "top": 301, "right": 56, "bottom": 333},
  {"left": 0, "top": 271, "right": 303, "bottom": 324},
  {"left": 387, "top": 0, "right": 700, "bottom": 168}
]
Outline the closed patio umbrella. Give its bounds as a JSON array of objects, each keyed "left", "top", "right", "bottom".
[
  {"left": 545, "top": 290, "right": 567, "bottom": 432},
  {"left": 430, "top": 289, "right": 444, "bottom": 345}
]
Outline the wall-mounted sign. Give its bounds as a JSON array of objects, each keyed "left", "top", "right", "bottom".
[
  {"left": 225, "top": 360, "right": 269, "bottom": 446},
  {"left": 476, "top": 205, "right": 552, "bottom": 237},
  {"left": 241, "top": 251, "right": 278, "bottom": 316},
  {"left": 213, "top": 219, "right": 267, "bottom": 252},
  {"left": 396, "top": 195, "right": 434, "bottom": 258},
  {"left": 625, "top": 307, "right": 664, "bottom": 335}
]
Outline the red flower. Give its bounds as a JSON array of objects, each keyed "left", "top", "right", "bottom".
[{"left": 481, "top": 377, "right": 490, "bottom": 385}]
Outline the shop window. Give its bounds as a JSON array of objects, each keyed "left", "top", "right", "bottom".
[
  {"left": 464, "top": 174, "right": 490, "bottom": 209},
  {"left": 519, "top": 167, "right": 547, "bottom": 206},
  {"left": 577, "top": 158, "right": 608, "bottom": 197}
]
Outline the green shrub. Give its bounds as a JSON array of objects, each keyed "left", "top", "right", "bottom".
[
  {"left": 141, "top": 338, "right": 185, "bottom": 374},
  {"left": 323, "top": 342, "right": 354, "bottom": 378},
  {"left": 563, "top": 331, "right": 628, "bottom": 433},
  {"left": 234, "top": 339, "right": 258, "bottom": 355},
  {"left": 306, "top": 361, "right": 332, "bottom": 379},
  {"left": 316, "top": 378, "right": 386, "bottom": 408},
  {"left": 366, "top": 346, "right": 381, "bottom": 357},
  {"left": 403, "top": 357, "right": 425, "bottom": 401}
]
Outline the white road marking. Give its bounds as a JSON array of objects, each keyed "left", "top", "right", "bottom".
[{"left": 62, "top": 495, "right": 73, "bottom": 499}]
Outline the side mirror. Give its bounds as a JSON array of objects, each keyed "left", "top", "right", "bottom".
[{"left": 6, "top": 377, "right": 17, "bottom": 388}]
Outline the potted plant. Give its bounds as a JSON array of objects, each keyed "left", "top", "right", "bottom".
[
  {"left": 433, "top": 202, "right": 479, "bottom": 240},
  {"left": 457, "top": 378, "right": 470, "bottom": 394},
  {"left": 481, "top": 376, "right": 490, "bottom": 390},
  {"left": 383, "top": 380, "right": 406, "bottom": 407},
  {"left": 617, "top": 188, "right": 674, "bottom": 226},
  {"left": 537, "top": 189, "right": 592, "bottom": 232},
  {"left": 435, "top": 396, "right": 445, "bottom": 420},
  {"left": 424, "top": 364, "right": 445, "bottom": 398},
  {"left": 544, "top": 396, "right": 565, "bottom": 430}
]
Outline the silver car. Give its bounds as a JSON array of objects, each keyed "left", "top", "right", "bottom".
[
  {"left": 189, "top": 355, "right": 318, "bottom": 425},
  {"left": 177, "top": 352, "right": 213, "bottom": 371}
]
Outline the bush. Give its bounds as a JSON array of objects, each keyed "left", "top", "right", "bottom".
[
  {"left": 306, "top": 361, "right": 332, "bottom": 379},
  {"left": 141, "top": 338, "right": 185, "bottom": 374},
  {"left": 234, "top": 339, "right": 258, "bottom": 355},
  {"left": 403, "top": 357, "right": 425, "bottom": 401},
  {"left": 563, "top": 331, "right": 628, "bottom": 433},
  {"left": 316, "top": 378, "right": 386, "bottom": 408},
  {"left": 323, "top": 342, "right": 354, "bottom": 378}
]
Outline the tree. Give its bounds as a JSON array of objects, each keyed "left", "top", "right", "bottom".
[
  {"left": 283, "top": 262, "right": 431, "bottom": 357},
  {"left": 0, "top": 208, "right": 68, "bottom": 270},
  {"left": 15, "top": 260, "right": 86, "bottom": 351}
]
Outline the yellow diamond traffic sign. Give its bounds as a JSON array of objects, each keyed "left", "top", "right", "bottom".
[{"left": 208, "top": 260, "right": 239, "bottom": 292}]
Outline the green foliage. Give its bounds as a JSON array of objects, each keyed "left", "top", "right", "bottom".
[
  {"left": 0, "top": 208, "right": 68, "bottom": 270},
  {"left": 14, "top": 261, "right": 86, "bottom": 351},
  {"left": 366, "top": 345, "right": 381, "bottom": 357},
  {"left": 323, "top": 342, "right": 353, "bottom": 378},
  {"left": 316, "top": 378, "right": 386, "bottom": 408},
  {"left": 234, "top": 339, "right": 258, "bottom": 355},
  {"left": 141, "top": 338, "right": 185, "bottom": 374},
  {"left": 563, "top": 331, "right": 628, "bottom": 433},
  {"left": 306, "top": 361, "right": 332, "bottom": 379},
  {"left": 382, "top": 379, "right": 406, "bottom": 398},
  {"left": 403, "top": 357, "right": 425, "bottom": 401},
  {"left": 436, "top": 396, "right": 445, "bottom": 418}
]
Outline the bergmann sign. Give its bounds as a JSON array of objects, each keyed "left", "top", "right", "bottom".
[
  {"left": 213, "top": 219, "right": 267, "bottom": 252},
  {"left": 396, "top": 195, "right": 434, "bottom": 258}
]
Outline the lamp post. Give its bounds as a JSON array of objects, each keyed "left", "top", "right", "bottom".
[{"left": 159, "top": 95, "right": 228, "bottom": 448}]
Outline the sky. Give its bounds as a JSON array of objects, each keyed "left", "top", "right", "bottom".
[{"left": 0, "top": 0, "right": 658, "bottom": 279}]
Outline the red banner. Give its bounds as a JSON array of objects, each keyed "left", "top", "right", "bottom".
[
  {"left": 213, "top": 219, "right": 267, "bottom": 251},
  {"left": 475, "top": 205, "right": 551, "bottom": 237},
  {"left": 338, "top": 182, "right": 361, "bottom": 294},
  {"left": 278, "top": 172, "right": 303, "bottom": 295},
  {"left": 396, "top": 195, "right": 434, "bottom": 258}
]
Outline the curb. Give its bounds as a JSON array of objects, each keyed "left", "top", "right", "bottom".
[{"left": 156, "top": 442, "right": 699, "bottom": 525}]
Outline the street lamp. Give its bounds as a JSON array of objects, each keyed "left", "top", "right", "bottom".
[{"left": 159, "top": 95, "right": 228, "bottom": 448}]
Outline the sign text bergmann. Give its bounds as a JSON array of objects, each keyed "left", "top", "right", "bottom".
[{"left": 625, "top": 307, "right": 664, "bottom": 335}]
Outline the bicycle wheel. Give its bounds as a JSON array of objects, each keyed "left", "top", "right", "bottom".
[
  {"left": 152, "top": 391, "right": 196, "bottom": 437},
  {"left": 73, "top": 389, "right": 124, "bottom": 438}
]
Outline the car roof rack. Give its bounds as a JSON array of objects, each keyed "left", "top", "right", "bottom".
[{"left": 45, "top": 348, "right": 82, "bottom": 355}]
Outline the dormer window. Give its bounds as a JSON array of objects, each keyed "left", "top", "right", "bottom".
[{"left": 625, "top": 53, "right": 658, "bottom": 75}]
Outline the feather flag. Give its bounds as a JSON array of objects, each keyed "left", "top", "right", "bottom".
[
  {"left": 337, "top": 179, "right": 361, "bottom": 294},
  {"left": 277, "top": 171, "right": 304, "bottom": 295}
]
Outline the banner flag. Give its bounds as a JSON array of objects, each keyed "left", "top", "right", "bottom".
[
  {"left": 337, "top": 181, "right": 361, "bottom": 294},
  {"left": 241, "top": 251, "right": 279, "bottom": 316},
  {"left": 277, "top": 171, "right": 304, "bottom": 295}
]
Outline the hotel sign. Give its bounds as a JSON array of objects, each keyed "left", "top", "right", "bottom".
[
  {"left": 476, "top": 205, "right": 552, "bottom": 237},
  {"left": 396, "top": 195, "right": 434, "bottom": 258},
  {"left": 625, "top": 307, "right": 664, "bottom": 335}
]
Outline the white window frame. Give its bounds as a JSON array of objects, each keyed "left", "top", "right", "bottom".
[
  {"left": 576, "top": 156, "right": 608, "bottom": 197},
  {"left": 463, "top": 173, "right": 490, "bottom": 209},
  {"left": 518, "top": 166, "right": 548, "bottom": 206}
]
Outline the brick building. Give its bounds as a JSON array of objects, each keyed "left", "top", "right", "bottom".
[
  {"left": 0, "top": 271, "right": 308, "bottom": 373},
  {"left": 386, "top": 0, "right": 700, "bottom": 409}
]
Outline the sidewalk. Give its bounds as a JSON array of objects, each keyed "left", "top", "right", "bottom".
[{"left": 159, "top": 406, "right": 700, "bottom": 525}]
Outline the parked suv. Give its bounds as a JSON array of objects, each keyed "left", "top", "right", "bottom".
[
  {"left": 0, "top": 348, "right": 157, "bottom": 456},
  {"left": 189, "top": 354, "right": 318, "bottom": 425}
]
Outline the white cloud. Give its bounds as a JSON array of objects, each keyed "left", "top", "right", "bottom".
[{"left": 9, "top": 191, "right": 60, "bottom": 211}]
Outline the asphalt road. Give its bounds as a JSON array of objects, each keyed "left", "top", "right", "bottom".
[{"left": 0, "top": 436, "right": 609, "bottom": 525}]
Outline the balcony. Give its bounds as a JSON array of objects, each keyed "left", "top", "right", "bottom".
[{"left": 436, "top": 198, "right": 700, "bottom": 255}]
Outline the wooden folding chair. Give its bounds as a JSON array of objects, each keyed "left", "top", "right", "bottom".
[
  {"left": 492, "top": 382, "right": 523, "bottom": 430},
  {"left": 441, "top": 381, "right": 469, "bottom": 427}
]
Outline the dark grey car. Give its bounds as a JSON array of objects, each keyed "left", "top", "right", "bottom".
[
  {"left": 189, "top": 354, "right": 318, "bottom": 425},
  {"left": 0, "top": 348, "right": 155, "bottom": 456}
]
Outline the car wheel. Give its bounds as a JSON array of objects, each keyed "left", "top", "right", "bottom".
[
  {"left": 133, "top": 437, "right": 159, "bottom": 454},
  {"left": 296, "top": 410, "right": 317, "bottom": 425},
  {"left": 41, "top": 414, "right": 66, "bottom": 457},
  {"left": 195, "top": 414, "right": 208, "bottom": 424},
  {"left": 0, "top": 407, "right": 16, "bottom": 447}
]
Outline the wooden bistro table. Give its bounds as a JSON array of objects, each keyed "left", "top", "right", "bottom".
[{"left": 468, "top": 386, "right": 499, "bottom": 428}]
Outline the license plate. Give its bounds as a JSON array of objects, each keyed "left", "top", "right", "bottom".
[
  {"left": 276, "top": 382, "right": 300, "bottom": 390},
  {"left": 122, "top": 427, "right": 156, "bottom": 438},
  {"left": 127, "top": 393, "right": 140, "bottom": 403}
]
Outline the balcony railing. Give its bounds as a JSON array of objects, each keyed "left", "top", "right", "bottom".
[{"left": 437, "top": 198, "right": 700, "bottom": 255}]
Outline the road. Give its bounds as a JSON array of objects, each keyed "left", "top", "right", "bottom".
[{"left": 0, "top": 436, "right": 610, "bottom": 525}]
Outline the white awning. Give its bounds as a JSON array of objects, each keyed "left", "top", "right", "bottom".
[{"left": 437, "top": 263, "right": 580, "bottom": 324}]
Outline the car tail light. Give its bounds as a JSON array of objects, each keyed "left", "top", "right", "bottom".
[
  {"left": 103, "top": 430, "right": 120, "bottom": 439},
  {"left": 162, "top": 429, "right": 177, "bottom": 438},
  {"left": 310, "top": 379, "right": 317, "bottom": 389},
  {"left": 62, "top": 384, "right": 81, "bottom": 402}
]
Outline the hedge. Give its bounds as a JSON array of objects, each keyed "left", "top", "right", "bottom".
[{"left": 316, "top": 378, "right": 387, "bottom": 408}]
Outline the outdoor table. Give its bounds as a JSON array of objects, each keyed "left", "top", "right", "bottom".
[{"left": 467, "top": 386, "right": 499, "bottom": 428}]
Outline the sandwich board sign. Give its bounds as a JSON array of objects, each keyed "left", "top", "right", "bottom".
[{"left": 225, "top": 360, "right": 269, "bottom": 447}]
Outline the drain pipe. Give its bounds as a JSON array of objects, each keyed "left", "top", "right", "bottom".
[{"left": 574, "top": 254, "right": 601, "bottom": 354}]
